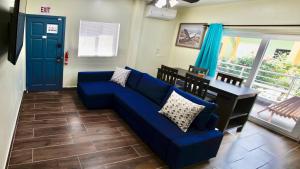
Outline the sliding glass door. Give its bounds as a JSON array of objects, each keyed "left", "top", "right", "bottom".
[
  {"left": 250, "top": 38, "right": 300, "bottom": 140},
  {"left": 217, "top": 31, "right": 300, "bottom": 140}
]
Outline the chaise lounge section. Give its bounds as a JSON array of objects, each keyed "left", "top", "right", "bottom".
[{"left": 77, "top": 67, "right": 223, "bottom": 169}]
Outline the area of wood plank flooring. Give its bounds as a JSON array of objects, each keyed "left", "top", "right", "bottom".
[{"left": 7, "top": 90, "right": 300, "bottom": 169}]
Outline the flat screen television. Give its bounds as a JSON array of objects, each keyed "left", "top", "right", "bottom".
[
  {"left": 0, "top": 0, "right": 11, "bottom": 56},
  {"left": 8, "top": 0, "right": 27, "bottom": 65}
]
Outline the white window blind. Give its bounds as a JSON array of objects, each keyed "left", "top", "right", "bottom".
[{"left": 78, "top": 20, "right": 120, "bottom": 57}]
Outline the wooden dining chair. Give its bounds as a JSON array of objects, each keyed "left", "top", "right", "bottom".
[
  {"left": 184, "top": 73, "right": 210, "bottom": 99},
  {"left": 157, "top": 65, "right": 178, "bottom": 85},
  {"left": 206, "top": 72, "right": 244, "bottom": 102},
  {"left": 188, "top": 65, "right": 209, "bottom": 75},
  {"left": 216, "top": 72, "right": 244, "bottom": 87},
  {"left": 176, "top": 65, "right": 208, "bottom": 89}
]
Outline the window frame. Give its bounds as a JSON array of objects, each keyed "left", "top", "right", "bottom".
[{"left": 78, "top": 20, "right": 120, "bottom": 57}]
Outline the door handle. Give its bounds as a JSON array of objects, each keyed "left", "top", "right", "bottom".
[{"left": 56, "top": 57, "right": 63, "bottom": 63}]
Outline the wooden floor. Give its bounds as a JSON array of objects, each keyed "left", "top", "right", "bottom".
[{"left": 7, "top": 90, "right": 300, "bottom": 169}]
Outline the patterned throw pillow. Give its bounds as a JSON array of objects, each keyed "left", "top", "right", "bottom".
[
  {"left": 159, "top": 91, "right": 205, "bottom": 132},
  {"left": 110, "top": 67, "right": 131, "bottom": 87}
]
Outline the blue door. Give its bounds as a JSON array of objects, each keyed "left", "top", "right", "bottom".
[{"left": 26, "top": 15, "right": 65, "bottom": 91}]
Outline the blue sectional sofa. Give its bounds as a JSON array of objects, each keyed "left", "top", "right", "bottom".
[{"left": 77, "top": 67, "right": 223, "bottom": 169}]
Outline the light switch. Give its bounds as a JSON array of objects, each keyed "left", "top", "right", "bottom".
[{"left": 155, "top": 48, "right": 161, "bottom": 56}]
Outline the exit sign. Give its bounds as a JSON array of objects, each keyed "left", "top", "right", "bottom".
[{"left": 41, "top": 6, "right": 51, "bottom": 13}]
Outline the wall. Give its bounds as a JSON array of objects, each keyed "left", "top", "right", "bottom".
[
  {"left": 0, "top": 52, "right": 25, "bottom": 169},
  {"left": 0, "top": 1, "right": 26, "bottom": 168},
  {"left": 136, "top": 17, "right": 176, "bottom": 75},
  {"left": 169, "top": 0, "right": 300, "bottom": 68}
]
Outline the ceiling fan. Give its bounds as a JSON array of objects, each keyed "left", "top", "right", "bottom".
[
  {"left": 181, "top": 0, "right": 201, "bottom": 3},
  {"left": 151, "top": 0, "right": 200, "bottom": 8}
]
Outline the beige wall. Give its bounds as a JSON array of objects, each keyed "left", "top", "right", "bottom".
[
  {"left": 0, "top": 36, "right": 25, "bottom": 169},
  {"left": 136, "top": 18, "right": 176, "bottom": 75},
  {"left": 0, "top": 52, "right": 25, "bottom": 169},
  {"left": 170, "top": 0, "right": 300, "bottom": 69}
]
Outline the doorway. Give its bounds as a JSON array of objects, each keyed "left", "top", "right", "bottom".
[{"left": 26, "top": 14, "right": 65, "bottom": 91}]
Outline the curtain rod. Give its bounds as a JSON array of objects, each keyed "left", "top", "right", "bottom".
[{"left": 206, "top": 24, "right": 300, "bottom": 27}]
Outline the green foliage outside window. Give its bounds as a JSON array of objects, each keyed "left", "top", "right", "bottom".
[{"left": 219, "top": 53, "right": 300, "bottom": 97}]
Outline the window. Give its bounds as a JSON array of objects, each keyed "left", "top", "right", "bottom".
[
  {"left": 218, "top": 35, "right": 262, "bottom": 81},
  {"left": 252, "top": 39, "right": 300, "bottom": 102},
  {"left": 78, "top": 20, "right": 120, "bottom": 57}
]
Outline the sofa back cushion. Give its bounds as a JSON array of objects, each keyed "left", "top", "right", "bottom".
[
  {"left": 136, "top": 74, "right": 171, "bottom": 106},
  {"left": 125, "top": 67, "right": 144, "bottom": 89},
  {"left": 163, "top": 87, "right": 217, "bottom": 131}
]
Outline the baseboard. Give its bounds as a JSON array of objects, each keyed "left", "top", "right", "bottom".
[
  {"left": 62, "top": 87, "right": 77, "bottom": 90},
  {"left": 5, "top": 91, "right": 25, "bottom": 169}
]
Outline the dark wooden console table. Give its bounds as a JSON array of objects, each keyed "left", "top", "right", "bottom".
[{"left": 175, "top": 68, "right": 259, "bottom": 132}]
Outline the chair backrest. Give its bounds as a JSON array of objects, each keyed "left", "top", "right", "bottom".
[
  {"left": 157, "top": 65, "right": 178, "bottom": 85},
  {"left": 216, "top": 72, "right": 243, "bottom": 87},
  {"left": 184, "top": 73, "right": 210, "bottom": 99},
  {"left": 188, "top": 65, "right": 209, "bottom": 75}
]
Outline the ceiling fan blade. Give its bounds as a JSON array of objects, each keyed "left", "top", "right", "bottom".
[{"left": 182, "top": 0, "right": 200, "bottom": 3}]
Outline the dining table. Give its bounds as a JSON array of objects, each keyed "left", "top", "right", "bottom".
[{"left": 175, "top": 68, "right": 259, "bottom": 132}]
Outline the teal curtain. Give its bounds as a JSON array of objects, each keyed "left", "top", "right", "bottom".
[{"left": 195, "top": 23, "right": 223, "bottom": 77}]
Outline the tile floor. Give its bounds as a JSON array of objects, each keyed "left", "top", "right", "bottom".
[{"left": 6, "top": 90, "right": 300, "bottom": 169}]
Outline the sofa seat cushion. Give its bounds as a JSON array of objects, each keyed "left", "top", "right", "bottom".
[
  {"left": 115, "top": 89, "right": 160, "bottom": 114},
  {"left": 136, "top": 74, "right": 171, "bottom": 106},
  {"left": 78, "top": 81, "right": 125, "bottom": 109},
  {"left": 78, "top": 81, "right": 124, "bottom": 97}
]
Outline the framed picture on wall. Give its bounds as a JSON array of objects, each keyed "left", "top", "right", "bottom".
[{"left": 175, "top": 23, "right": 207, "bottom": 49}]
